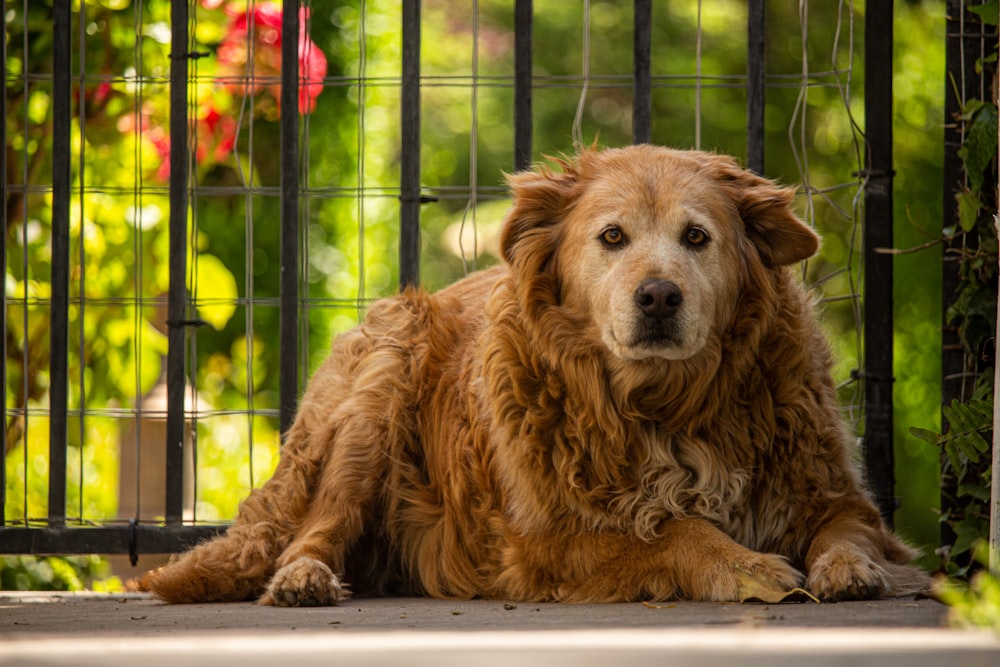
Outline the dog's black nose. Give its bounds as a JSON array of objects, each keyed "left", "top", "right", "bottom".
[{"left": 633, "top": 279, "right": 683, "bottom": 319}]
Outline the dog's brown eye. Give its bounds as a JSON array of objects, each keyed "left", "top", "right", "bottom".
[
  {"left": 685, "top": 227, "right": 709, "bottom": 247},
  {"left": 600, "top": 227, "right": 626, "bottom": 247}
]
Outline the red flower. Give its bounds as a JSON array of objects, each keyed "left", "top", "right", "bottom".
[
  {"left": 126, "top": 111, "right": 172, "bottom": 181},
  {"left": 216, "top": 2, "right": 327, "bottom": 115},
  {"left": 198, "top": 102, "right": 238, "bottom": 163}
]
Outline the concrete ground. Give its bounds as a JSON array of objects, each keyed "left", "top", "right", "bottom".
[{"left": 2, "top": 592, "right": 999, "bottom": 666}]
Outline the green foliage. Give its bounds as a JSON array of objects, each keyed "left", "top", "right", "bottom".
[
  {"left": 912, "top": 399, "right": 991, "bottom": 470},
  {"left": 911, "top": 399, "right": 992, "bottom": 566},
  {"left": 967, "top": 0, "right": 999, "bottom": 27},
  {"left": 956, "top": 101, "right": 999, "bottom": 231},
  {"left": 0, "top": 555, "right": 120, "bottom": 592},
  {"left": 936, "top": 544, "right": 1000, "bottom": 631},
  {"left": 909, "top": 0, "right": 997, "bottom": 595}
]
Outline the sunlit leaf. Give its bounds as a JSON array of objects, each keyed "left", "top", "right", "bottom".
[{"left": 189, "top": 253, "right": 239, "bottom": 331}]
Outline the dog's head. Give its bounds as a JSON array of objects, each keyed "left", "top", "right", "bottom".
[{"left": 500, "top": 145, "right": 818, "bottom": 363}]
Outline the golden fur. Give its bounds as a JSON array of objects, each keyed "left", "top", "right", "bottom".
[{"left": 137, "top": 145, "right": 928, "bottom": 605}]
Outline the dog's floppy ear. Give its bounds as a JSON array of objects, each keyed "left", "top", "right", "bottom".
[
  {"left": 500, "top": 158, "right": 582, "bottom": 272},
  {"left": 710, "top": 157, "right": 819, "bottom": 267}
]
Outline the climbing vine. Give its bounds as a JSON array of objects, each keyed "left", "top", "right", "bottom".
[{"left": 910, "top": 0, "right": 997, "bottom": 580}]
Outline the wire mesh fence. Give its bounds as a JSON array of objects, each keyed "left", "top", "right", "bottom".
[{"left": 3, "top": 0, "right": 891, "bottom": 560}]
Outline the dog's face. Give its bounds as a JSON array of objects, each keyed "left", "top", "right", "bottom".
[
  {"left": 501, "top": 146, "right": 819, "bottom": 362},
  {"left": 556, "top": 156, "right": 740, "bottom": 361}
]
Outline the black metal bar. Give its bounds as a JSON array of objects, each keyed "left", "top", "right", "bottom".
[
  {"left": 632, "top": 0, "right": 651, "bottom": 145},
  {"left": 279, "top": 0, "right": 300, "bottom": 437},
  {"left": 48, "top": 0, "right": 72, "bottom": 529},
  {"left": 0, "top": 525, "right": 227, "bottom": 555},
  {"left": 863, "top": 0, "right": 896, "bottom": 527},
  {"left": 746, "top": 0, "right": 765, "bottom": 174},
  {"left": 1, "top": 0, "right": 8, "bottom": 527},
  {"left": 514, "top": 0, "right": 533, "bottom": 170},
  {"left": 399, "top": 0, "right": 421, "bottom": 288},
  {"left": 166, "top": 0, "right": 191, "bottom": 525}
]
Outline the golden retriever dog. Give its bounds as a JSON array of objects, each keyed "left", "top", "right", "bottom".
[{"left": 137, "top": 145, "right": 928, "bottom": 605}]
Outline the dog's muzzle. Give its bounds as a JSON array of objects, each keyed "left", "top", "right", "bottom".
[{"left": 633, "top": 278, "right": 684, "bottom": 346}]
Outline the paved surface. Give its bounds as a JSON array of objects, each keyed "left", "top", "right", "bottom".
[{"left": 1, "top": 592, "right": 998, "bottom": 666}]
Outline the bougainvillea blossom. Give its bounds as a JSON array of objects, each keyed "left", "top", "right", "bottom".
[{"left": 216, "top": 2, "right": 328, "bottom": 114}]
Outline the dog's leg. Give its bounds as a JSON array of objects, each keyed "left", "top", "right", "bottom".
[
  {"left": 804, "top": 504, "right": 929, "bottom": 600},
  {"left": 135, "top": 355, "right": 353, "bottom": 603},
  {"left": 258, "top": 423, "right": 395, "bottom": 606},
  {"left": 133, "top": 439, "right": 321, "bottom": 603},
  {"left": 260, "top": 344, "right": 416, "bottom": 606},
  {"left": 804, "top": 514, "right": 930, "bottom": 600},
  {"left": 499, "top": 517, "right": 803, "bottom": 602},
  {"left": 257, "top": 462, "right": 370, "bottom": 605}
]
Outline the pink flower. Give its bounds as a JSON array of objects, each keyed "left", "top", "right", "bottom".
[
  {"left": 216, "top": 2, "right": 327, "bottom": 115},
  {"left": 131, "top": 113, "right": 172, "bottom": 181}
]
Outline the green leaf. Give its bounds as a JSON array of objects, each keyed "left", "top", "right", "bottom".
[
  {"left": 945, "top": 441, "right": 963, "bottom": 470},
  {"left": 968, "top": 1, "right": 999, "bottom": 26},
  {"left": 189, "top": 254, "right": 239, "bottom": 331},
  {"left": 957, "top": 482, "right": 992, "bottom": 502},
  {"left": 957, "top": 189, "right": 983, "bottom": 232},
  {"left": 909, "top": 426, "right": 943, "bottom": 445},
  {"left": 953, "top": 433, "right": 983, "bottom": 463},
  {"left": 951, "top": 518, "right": 987, "bottom": 558},
  {"left": 951, "top": 400, "right": 990, "bottom": 434},
  {"left": 967, "top": 399, "right": 993, "bottom": 420},
  {"left": 961, "top": 103, "right": 998, "bottom": 194},
  {"left": 960, "top": 98, "right": 987, "bottom": 121}
]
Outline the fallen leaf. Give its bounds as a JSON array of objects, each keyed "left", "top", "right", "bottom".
[
  {"left": 642, "top": 601, "right": 677, "bottom": 609},
  {"left": 735, "top": 566, "right": 820, "bottom": 604}
]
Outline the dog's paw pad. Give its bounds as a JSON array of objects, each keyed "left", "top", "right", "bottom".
[
  {"left": 261, "top": 557, "right": 350, "bottom": 607},
  {"left": 807, "top": 546, "right": 888, "bottom": 601}
]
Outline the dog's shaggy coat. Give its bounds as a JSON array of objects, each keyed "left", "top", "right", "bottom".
[{"left": 138, "top": 145, "right": 927, "bottom": 605}]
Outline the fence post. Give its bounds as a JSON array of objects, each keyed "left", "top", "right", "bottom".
[
  {"left": 279, "top": 0, "right": 301, "bottom": 437},
  {"left": 863, "top": 0, "right": 896, "bottom": 526},
  {"left": 166, "top": 0, "right": 191, "bottom": 525},
  {"left": 746, "top": 0, "right": 765, "bottom": 174},
  {"left": 514, "top": 0, "right": 533, "bottom": 171},
  {"left": 49, "top": 0, "right": 72, "bottom": 529},
  {"left": 632, "top": 0, "right": 651, "bottom": 145},
  {"left": 1, "top": 0, "right": 7, "bottom": 525},
  {"left": 399, "top": 1, "right": 422, "bottom": 288}
]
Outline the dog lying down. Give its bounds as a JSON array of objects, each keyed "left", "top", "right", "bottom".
[{"left": 137, "top": 145, "right": 928, "bottom": 605}]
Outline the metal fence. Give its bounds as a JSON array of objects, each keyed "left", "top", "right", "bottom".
[{"left": 2, "top": 0, "right": 897, "bottom": 562}]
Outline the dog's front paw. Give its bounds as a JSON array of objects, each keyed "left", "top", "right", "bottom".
[
  {"left": 807, "top": 544, "right": 888, "bottom": 600},
  {"left": 259, "top": 557, "right": 350, "bottom": 607},
  {"left": 730, "top": 552, "right": 805, "bottom": 601},
  {"left": 690, "top": 549, "right": 803, "bottom": 602}
]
